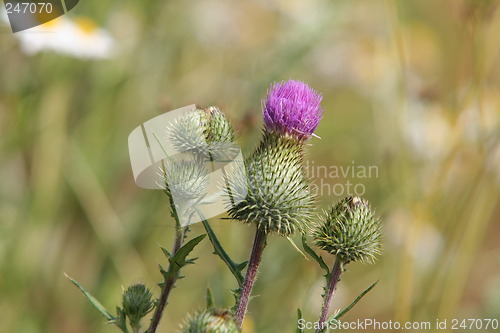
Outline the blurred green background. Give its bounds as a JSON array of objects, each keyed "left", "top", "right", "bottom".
[{"left": 1, "top": 0, "right": 499, "bottom": 332}]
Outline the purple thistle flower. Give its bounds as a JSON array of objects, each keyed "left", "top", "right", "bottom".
[{"left": 263, "top": 79, "right": 323, "bottom": 140}]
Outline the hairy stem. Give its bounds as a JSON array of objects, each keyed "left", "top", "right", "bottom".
[
  {"left": 316, "top": 258, "right": 343, "bottom": 333},
  {"left": 234, "top": 227, "right": 267, "bottom": 328},
  {"left": 147, "top": 225, "right": 186, "bottom": 333}
]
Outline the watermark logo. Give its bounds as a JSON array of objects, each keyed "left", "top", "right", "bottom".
[
  {"left": 3, "top": 0, "right": 79, "bottom": 32},
  {"left": 128, "top": 105, "right": 247, "bottom": 227},
  {"left": 306, "top": 160, "right": 379, "bottom": 197}
]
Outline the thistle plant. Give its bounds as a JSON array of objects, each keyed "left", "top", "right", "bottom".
[
  {"left": 229, "top": 80, "right": 323, "bottom": 327},
  {"left": 310, "top": 196, "right": 382, "bottom": 332},
  {"left": 147, "top": 106, "right": 237, "bottom": 333},
  {"left": 66, "top": 80, "right": 383, "bottom": 333}
]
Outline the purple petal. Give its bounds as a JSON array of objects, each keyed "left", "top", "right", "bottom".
[{"left": 263, "top": 80, "right": 323, "bottom": 140}]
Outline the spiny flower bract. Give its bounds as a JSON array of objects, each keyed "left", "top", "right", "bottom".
[
  {"left": 313, "top": 196, "right": 382, "bottom": 264},
  {"left": 161, "top": 158, "right": 208, "bottom": 201},
  {"left": 227, "top": 132, "right": 314, "bottom": 236}
]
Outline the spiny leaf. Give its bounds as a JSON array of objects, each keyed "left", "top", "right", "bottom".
[
  {"left": 236, "top": 262, "right": 248, "bottom": 271},
  {"left": 65, "top": 273, "right": 115, "bottom": 322},
  {"left": 302, "top": 235, "right": 330, "bottom": 277},
  {"left": 330, "top": 280, "right": 378, "bottom": 321},
  {"left": 167, "top": 234, "right": 206, "bottom": 274},
  {"left": 287, "top": 236, "right": 308, "bottom": 260},
  {"left": 114, "top": 307, "right": 129, "bottom": 333},
  {"left": 201, "top": 218, "right": 247, "bottom": 286},
  {"left": 161, "top": 246, "right": 171, "bottom": 258},
  {"left": 296, "top": 309, "right": 304, "bottom": 333},
  {"left": 206, "top": 287, "right": 215, "bottom": 309},
  {"left": 230, "top": 288, "right": 242, "bottom": 312}
]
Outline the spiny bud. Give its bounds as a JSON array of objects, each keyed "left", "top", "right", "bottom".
[
  {"left": 121, "top": 284, "right": 154, "bottom": 328},
  {"left": 161, "top": 158, "right": 208, "bottom": 201},
  {"left": 227, "top": 131, "right": 314, "bottom": 236},
  {"left": 179, "top": 309, "right": 240, "bottom": 333},
  {"left": 313, "top": 196, "right": 382, "bottom": 264},
  {"left": 160, "top": 157, "right": 209, "bottom": 225},
  {"left": 168, "top": 106, "right": 238, "bottom": 161}
]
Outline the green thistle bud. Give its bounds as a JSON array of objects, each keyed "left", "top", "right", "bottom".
[
  {"left": 162, "top": 158, "right": 208, "bottom": 201},
  {"left": 160, "top": 157, "right": 209, "bottom": 225},
  {"left": 168, "top": 106, "right": 237, "bottom": 161},
  {"left": 179, "top": 309, "right": 240, "bottom": 333},
  {"left": 313, "top": 196, "right": 382, "bottom": 264},
  {"left": 204, "top": 106, "right": 235, "bottom": 144},
  {"left": 168, "top": 108, "right": 209, "bottom": 155},
  {"left": 228, "top": 131, "right": 314, "bottom": 236},
  {"left": 121, "top": 284, "right": 154, "bottom": 329}
]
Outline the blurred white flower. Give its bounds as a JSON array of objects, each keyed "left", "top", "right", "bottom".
[
  {"left": 404, "top": 101, "right": 453, "bottom": 161},
  {"left": 386, "top": 208, "right": 443, "bottom": 270},
  {"left": 1, "top": 11, "right": 114, "bottom": 59}
]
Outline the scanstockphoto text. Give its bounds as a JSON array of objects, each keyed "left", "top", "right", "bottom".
[
  {"left": 305, "top": 160, "right": 379, "bottom": 197},
  {"left": 297, "top": 318, "right": 499, "bottom": 331}
]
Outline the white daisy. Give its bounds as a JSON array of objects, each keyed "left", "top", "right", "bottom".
[{"left": 1, "top": 10, "right": 115, "bottom": 59}]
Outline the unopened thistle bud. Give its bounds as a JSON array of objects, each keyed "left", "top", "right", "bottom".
[
  {"left": 228, "top": 80, "right": 323, "bottom": 236},
  {"left": 313, "top": 196, "right": 382, "bottom": 264},
  {"left": 169, "top": 106, "right": 237, "bottom": 161},
  {"left": 121, "top": 284, "right": 154, "bottom": 328},
  {"left": 179, "top": 309, "right": 240, "bottom": 333},
  {"left": 162, "top": 158, "right": 208, "bottom": 201}
]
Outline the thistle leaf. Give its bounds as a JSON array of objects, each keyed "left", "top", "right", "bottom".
[
  {"left": 114, "top": 307, "right": 129, "bottom": 333},
  {"left": 167, "top": 234, "right": 206, "bottom": 274},
  {"left": 302, "top": 236, "right": 330, "bottom": 279},
  {"left": 287, "top": 236, "right": 308, "bottom": 260},
  {"left": 160, "top": 246, "right": 171, "bottom": 258},
  {"left": 201, "top": 219, "right": 247, "bottom": 286},
  {"left": 296, "top": 308, "right": 304, "bottom": 333},
  {"left": 330, "top": 280, "right": 378, "bottom": 321},
  {"left": 64, "top": 273, "right": 115, "bottom": 322}
]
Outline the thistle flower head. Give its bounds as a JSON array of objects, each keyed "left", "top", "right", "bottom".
[
  {"left": 227, "top": 80, "right": 323, "bottom": 236},
  {"left": 313, "top": 196, "right": 382, "bottom": 264},
  {"left": 179, "top": 309, "right": 240, "bottom": 333},
  {"left": 169, "top": 106, "right": 238, "bottom": 160},
  {"left": 263, "top": 80, "right": 323, "bottom": 140},
  {"left": 121, "top": 284, "right": 154, "bottom": 327}
]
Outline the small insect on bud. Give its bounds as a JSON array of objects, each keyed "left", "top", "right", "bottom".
[
  {"left": 121, "top": 284, "right": 154, "bottom": 328},
  {"left": 179, "top": 309, "right": 240, "bottom": 333},
  {"left": 313, "top": 196, "right": 382, "bottom": 264}
]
